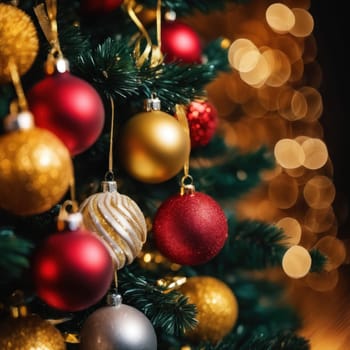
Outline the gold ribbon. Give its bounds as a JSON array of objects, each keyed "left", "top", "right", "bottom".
[
  {"left": 175, "top": 104, "right": 191, "bottom": 178},
  {"left": 8, "top": 58, "right": 28, "bottom": 111},
  {"left": 33, "top": 0, "right": 63, "bottom": 58},
  {"left": 124, "top": 0, "right": 163, "bottom": 67},
  {"left": 157, "top": 276, "right": 187, "bottom": 293}
]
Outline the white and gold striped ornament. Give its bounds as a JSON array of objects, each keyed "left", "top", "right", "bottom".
[{"left": 79, "top": 180, "right": 147, "bottom": 269}]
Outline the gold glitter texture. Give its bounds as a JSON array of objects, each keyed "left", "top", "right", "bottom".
[
  {"left": 0, "top": 3, "right": 39, "bottom": 83},
  {"left": 0, "top": 314, "right": 66, "bottom": 350},
  {"left": 0, "top": 128, "right": 73, "bottom": 216},
  {"left": 180, "top": 276, "right": 239, "bottom": 344}
]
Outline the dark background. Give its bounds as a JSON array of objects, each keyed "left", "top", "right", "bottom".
[{"left": 310, "top": 2, "right": 349, "bottom": 238}]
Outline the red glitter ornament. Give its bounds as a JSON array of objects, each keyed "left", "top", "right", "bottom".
[
  {"left": 32, "top": 228, "right": 114, "bottom": 312},
  {"left": 153, "top": 189, "right": 228, "bottom": 266},
  {"left": 28, "top": 71, "right": 105, "bottom": 156},
  {"left": 186, "top": 100, "right": 218, "bottom": 148},
  {"left": 161, "top": 21, "right": 202, "bottom": 64},
  {"left": 80, "top": 0, "right": 123, "bottom": 14}
]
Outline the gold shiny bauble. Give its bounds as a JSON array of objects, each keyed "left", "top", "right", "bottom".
[
  {"left": 0, "top": 3, "right": 39, "bottom": 83},
  {"left": 0, "top": 314, "right": 66, "bottom": 350},
  {"left": 80, "top": 181, "right": 148, "bottom": 270},
  {"left": 180, "top": 276, "right": 239, "bottom": 344},
  {"left": 0, "top": 127, "right": 73, "bottom": 216},
  {"left": 119, "top": 110, "right": 190, "bottom": 183}
]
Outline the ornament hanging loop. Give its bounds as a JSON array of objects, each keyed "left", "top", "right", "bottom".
[{"left": 180, "top": 175, "right": 195, "bottom": 195}]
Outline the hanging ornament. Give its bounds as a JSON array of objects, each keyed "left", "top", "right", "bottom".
[
  {"left": 179, "top": 276, "right": 239, "bottom": 344},
  {"left": 119, "top": 94, "right": 190, "bottom": 183},
  {"left": 0, "top": 3, "right": 39, "bottom": 83},
  {"left": 32, "top": 202, "right": 114, "bottom": 312},
  {"left": 28, "top": 2, "right": 105, "bottom": 156},
  {"left": 161, "top": 20, "right": 202, "bottom": 64},
  {"left": 0, "top": 314, "right": 66, "bottom": 350},
  {"left": 80, "top": 179, "right": 148, "bottom": 270},
  {"left": 27, "top": 59, "right": 105, "bottom": 156},
  {"left": 80, "top": 291, "right": 157, "bottom": 350},
  {"left": 185, "top": 100, "right": 218, "bottom": 148},
  {"left": 153, "top": 178, "right": 228, "bottom": 265},
  {"left": 0, "top": 291, "right": 66, "bottom": 350},
  {"left": 0, "top": 110, "right": 73, "bottom": 216},
  {"left": 80, "top": 0, "right": 124, "bottom": 14}
]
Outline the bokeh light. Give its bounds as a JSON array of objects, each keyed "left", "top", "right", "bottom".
[
  {"left": 303, "top": 175, "right": 336, "bottom": 209},
  {"left": 266, "top": 3, "right": 295, "bottom": 34},
  {"left": 274, "top": 138, "right": 305, "bottom": 169},
  {"left": 282, "top": 245, "right": 312, "bottom": 278}
]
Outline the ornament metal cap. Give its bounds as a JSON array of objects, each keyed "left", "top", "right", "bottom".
[
  {"left": 180, "top": 175, "right": 196, "bottom": 195},
  {"left": 102, "top": 180, "right": 118, "bottom": 193},
  {"left": 4, "top": 110, "right": 34, "bottom": 132},
  {"left": 144, "top": 93, "right": 161, "bottom": 111}
]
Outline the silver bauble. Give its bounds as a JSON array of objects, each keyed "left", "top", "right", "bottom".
[
  {"left": 80, "top": 181, "right": 147, "bottom": 269},
  {"left": 79, "top": 304, "right": 157, "bottom": 350}
]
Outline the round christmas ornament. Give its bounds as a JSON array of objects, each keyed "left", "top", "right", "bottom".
[
  {"left": 0, "top": 3, "right": 39, "bottom": 83},
  {"left": 0, "top": 313, "right": 66, "bottom": 350},
  {"left": 80, "top": 0, "right": 123, "bottom": 15},
  {"left": 153, "top": 183, "right": 228, "bottom": 265},
  {"left": 27, "top": 61, "right": 105, "bottom": 156},
  {"left": 0, "top": 111, "right": 73, "bottom": 216},
  {"left": 32, "top": 205, "right": 114, "bottom": 312},
  {"left": 179, "top": 276, "right": 239, "bottom": 344},
  {"left": 161, "top": 20, "right": 202, "bottom": 64},
  {"left": 119, "top": 95, "right": 190, "bottom": 183},
  {"left": 185, "top": 100, "right": 218, "bottom": 148},
  {"left": 80, "top": 180, "right": 148, "bottom": 270},
  {"left": 80, "top": 292, "right": 157, "bottom": 350}
]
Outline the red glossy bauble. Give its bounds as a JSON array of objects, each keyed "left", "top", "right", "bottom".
[
  {"left": 27, "top": 72, "right": 105, "bottom": 156},
  {"left": 80, "top": 0, "right": 123, "bottom": 14},
  {"left": 161, "top": 21, "right": 202, "bottom": 64},
  {"left": 32, "top": 229, "right": 114, "bottom": 312},
  {"left": 186, "top": 100, "right": 218, "bottom": 148},
  {"left": 153, "top": 191, "right": 228, "bottom": 265}
]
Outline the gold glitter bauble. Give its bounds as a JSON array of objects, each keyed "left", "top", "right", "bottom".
[
  {"left": 0, "top": 314, "right": 66, "bottom": 350},
  {"left": 119, "top": 110, "right": 190, "bottom": 183},
  {"left": 0, "top": 3, "right": 39, "bottom": 83},
  {"left": 0, "top": 127, "right": 73, "bottom": 216},
  {"left": 80, "top": 180, "right": 148, "bottom": 270},
  {"left": 180, "top": 276, "right": 238, "bottom": 344}
]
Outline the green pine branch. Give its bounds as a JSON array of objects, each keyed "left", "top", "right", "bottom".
[
  {"left": 240, "top": 330, "right": 310, "bottom": 350},
  {"left": 118, "top": 267, "right": 198, "bottom": 336},
  {"left": 72, "top": 37, "right": 140, "bottom": 100},
  {"left": 190, "top": 330, "right": 309, "bottom": 350},
  {"left": 190, "top": 137, "right": 275, "bottom": 200},
  {"left": 0, "top": 228, "right": 33, "bottom": 281},
  {"left": 138, "top": 61, "right": 219, "bottom": 113},
  {"left": 138, "top": 0, "right": 248, "bottom": 16},
  {"left": 310, "top": 248, "right": 327, "bottom": 272}
]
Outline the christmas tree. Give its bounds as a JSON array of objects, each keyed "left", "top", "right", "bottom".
[{"left": 0, "top": 0, "right": 347, "bottom": 349}]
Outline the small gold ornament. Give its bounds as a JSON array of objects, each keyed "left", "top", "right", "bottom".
[
  {"left": 119, "top": 96, "right": 190, "bottom": 183},
  {"left": 0, "top": 3, "right": 39, "bottom": 83},
  {"left": 80, "top": 180, "right": 148, "bottom": 269},
  {"left": 0, "top": 314, "right": 66, "bottom": 350},
  {"left": 180, "top": 276, "right": 239, "bottom": 344},
  {"left": 0, "top": 112, "right": 73, "bottom": 216}
]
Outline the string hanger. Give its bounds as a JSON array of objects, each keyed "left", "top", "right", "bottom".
[{"left": 124, "top": 0, "right": 164, "bottom": 67}]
